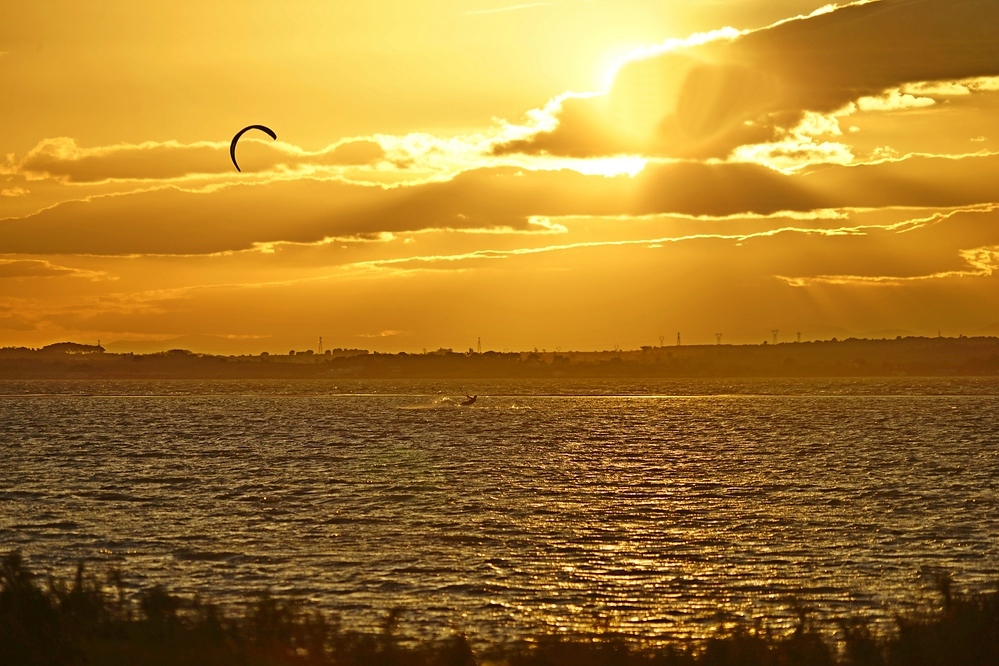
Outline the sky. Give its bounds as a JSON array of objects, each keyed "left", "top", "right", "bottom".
[{"left": 2, "top": 0, "right": 999, "bottom": 354}]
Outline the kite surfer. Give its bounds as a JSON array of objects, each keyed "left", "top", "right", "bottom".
[{"left": 460, "top": 391, "right": 477, "bottom": 406}]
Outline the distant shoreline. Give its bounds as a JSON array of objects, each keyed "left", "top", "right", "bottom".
[{"left": 3, "top": 336, "right": 999, "bottom": 380}]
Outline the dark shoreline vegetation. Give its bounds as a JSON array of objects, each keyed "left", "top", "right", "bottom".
[
  {"left": 3, "top": 337, "right": 999, "bottom": 380},
  {"left": 2, "top": 552, "right": 996, "bottom": 666}
]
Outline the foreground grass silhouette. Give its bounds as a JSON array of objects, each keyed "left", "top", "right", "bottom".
[{"left": 1, "top": 551, "right": 996, "bottom": 666}]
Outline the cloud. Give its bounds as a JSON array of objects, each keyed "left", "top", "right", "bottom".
[
  {"left": 773, "top": 215, "right": 999, "bottom": 284},
  {"left": 7, "top": 204, "right": 999, "bottom": 348},
  {"left": 855, "top": 89, "right": 935, "bottom": 112},
  {"left": 0, "top": 259, "right": 106, "bottom": 279},
  {"left": 14, "top": 137, "right": 386, "bottom": 183},
  {"left": 776, "top": 245, "right": 999, "bottom": 286},
  {"left": 729, "top": 110, "right": 855, "bottom": 170},
  {"left": 4, "top": 151, "right": 999, "bottom": 256},
  {"left": 799, "top": 152, "right": 999, "bottom": 208},
  {"left": 495, "top": 0, "right": 999, "bottom": 159},
  {"left": 0, "top": 168, "right": 622, "bottom": 255}
]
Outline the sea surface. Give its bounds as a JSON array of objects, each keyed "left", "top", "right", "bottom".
[{"left": 1, "top": 378, "right": 997, "bottom": 642}]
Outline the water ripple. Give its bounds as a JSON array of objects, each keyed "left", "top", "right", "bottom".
[{"left": 1, "top": 378, "right": 997, "bottom": 640}]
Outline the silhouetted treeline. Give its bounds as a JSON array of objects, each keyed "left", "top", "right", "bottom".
[
  {"left": 2, "top": 551, "right": 997, "bottom": 666},
  {"left": 3, "top": 336, "right": 999, "bottom": 379}
]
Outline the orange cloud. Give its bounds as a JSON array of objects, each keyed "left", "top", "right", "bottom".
[
  {"left": 496, "top": 0, "right": 999, "bottom": 159},
  {"left": 14, "top": 137, "right": 386, "bottom": 183},
  {"left": 14, "top": 205, "right": 999, "bottom": 347},
  {"left": 5, "top": 152, "right": 999, "bottom": 256},
  {"left": 0, "top": 259, "right": 106, "bottom": 280}
]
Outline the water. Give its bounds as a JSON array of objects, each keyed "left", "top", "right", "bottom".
[{"left": 1, "top": 378, "right": 997, "bottom": 642}]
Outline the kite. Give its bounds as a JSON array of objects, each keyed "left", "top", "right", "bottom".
[{"left": 229, "top": 125, "right": 277, "bottom": 172}]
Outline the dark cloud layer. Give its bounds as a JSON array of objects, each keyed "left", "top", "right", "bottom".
[
  {"left": 496, "top": 0, "right": 999, "bottom": 159},
  {"left": 3, "top": 152, "right": 999, "bottom": 255}
]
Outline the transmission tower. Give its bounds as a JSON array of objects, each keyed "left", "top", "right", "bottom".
[
  {"left": 477, "top": 337, "right": 481, "bottom": 354},
  {"left": 659, "top": 335, "right": 665, "bottom": 347},
  {"left": 318, "top": 337, "right": 323, "bottom": 354},
  {"left": 676, "top": 332, "right": 681, "bottom": 346},
  {"left": 771, "top": 329, "right": 779, "bottom": 345},
  {"left": 715, "top": 333, "right": 722, "bottom": 345},
  {"left": 796, "top": 332, "right": 801, "bottom": 343}
]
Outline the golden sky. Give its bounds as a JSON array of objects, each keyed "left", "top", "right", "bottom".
[{"left": 3, "top": 0, "right": 999, "bottom": 353}]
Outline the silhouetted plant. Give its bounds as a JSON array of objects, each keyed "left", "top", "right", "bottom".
[
  {"left": 1, "top": 551, "right": 996, "bottom": 666},
  {"left": 0, "top": 551, "right": 77, "bottom": 666},
  {"left": 886, "top": 575, "right": 998, "bottom": 666},
  {"left": 840, "top": 619, "right": 885, "bottom": 666}
]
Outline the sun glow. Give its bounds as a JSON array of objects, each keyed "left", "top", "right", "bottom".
[
  {"left": 5, "top": 0, "right": 999, "bottom": 351},
  {"left": 597, "top": 27, "right": 744, "bottom": 92}
]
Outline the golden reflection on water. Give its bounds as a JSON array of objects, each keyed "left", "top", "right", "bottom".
[{"left": 1, "top": 378, "right": 997, "bottom": 641}]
